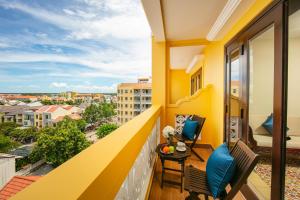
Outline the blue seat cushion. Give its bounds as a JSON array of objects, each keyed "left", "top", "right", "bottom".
[
  {"left": 206, "top": 143, "right": 236, "bottom": 198},
  {"left": 182, "top": 119, "right": 198, "bottom": 140}
]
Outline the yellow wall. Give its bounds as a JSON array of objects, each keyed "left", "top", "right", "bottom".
[
  {"left": 169, "top": 70, "right": 190, "bottom": 104},
  {"left": 151, "top": 0, "right": 273, "bottom": 148},
  {"left": 201, "top": 0, "right": 272, "bottom": 146},
  {"left": 151, "top": 38, "right": 167, "bottom": 131}
]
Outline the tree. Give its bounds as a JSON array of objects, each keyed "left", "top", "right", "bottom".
[
  {"left": 100, "top": 103, "right": 116, "bottom": 119},
  {"left": 83, "top": 103, "right": 116, "bottom": 125},
  {"left": 96, "top": 124, "right": 118, "bottom": 139},
  {"left": 75, "top": 119, "right": 87, "bottom": 132},
  {"left": 0, "top": 122, "right": 19, "bottom": 136},
  {"left": 82, "top": 104, "right": 102, "bottom": 124},
  {"left": 41, "top": 100, "right": 54, "bottom": 105},
  {"left": 9, "top": 127, "right": 38, "bottom": 144},
  {"left": 0, "top": 134, "right": 19, "bottom": 153},
  {"left": 32, "top": 118, "right": 90, "bottom": 167}
]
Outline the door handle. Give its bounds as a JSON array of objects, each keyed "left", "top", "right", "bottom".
[
  {"left": 286, "top": 136, "right": 291, "bottom": 141},
  {"left": 240, "top": 108, "right": 244, "bottom": 119}
]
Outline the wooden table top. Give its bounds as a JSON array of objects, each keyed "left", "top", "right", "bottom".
[{"left": 156, "top": 143, "right": 191, "bottom": 160}]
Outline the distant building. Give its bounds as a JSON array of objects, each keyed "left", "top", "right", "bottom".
[
  {"left": 6, "top": 95, "right": 38, "bottom": 102},
  {"left": 117, "top": 78, "right": 152, "bottom": 125},
  {"left": 0, "top": 154, "right": 15, "bottom": 188},
  {"left": 74, "top": 93, "right": 104, "bottom": 103},
  {"left": 34, "top": 105, "right": 72, "bottom": 128},
  {"left": 0, "top": 106, "right": 40, "bottom": 126}
]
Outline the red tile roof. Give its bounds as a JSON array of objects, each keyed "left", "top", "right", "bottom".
[
  {"left": 0, "top": 176, "right": 40, "bottom": 200},
  {"left": 62, "top": 105, "right": 73, "bottom": 110},
  {"left": 36, "top": 105, "right": 60, "bottom": 113}
]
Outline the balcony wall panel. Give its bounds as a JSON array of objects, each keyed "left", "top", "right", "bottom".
[{"left": 12, "top": 105, "right": 161, "bottom": 200}]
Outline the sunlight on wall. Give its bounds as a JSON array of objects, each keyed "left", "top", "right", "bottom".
[{"left": 169, "top": 70, "right": 190, "bottom": 104}]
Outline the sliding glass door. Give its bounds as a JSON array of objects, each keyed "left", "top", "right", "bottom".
[
  {"left": 247, "top": 24, "right": 275, "bottom": 200},
  {"left": 285, "top": 1, "right": 300, "bottom": 199},
  {"left": 224, "top": 1, "right": 292, "bottom": 199}
]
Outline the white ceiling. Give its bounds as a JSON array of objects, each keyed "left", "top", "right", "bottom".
[
  {"left": 170, "top": 45, "right": 205, "bottom": 69},
  {"left": 142, "top": 0, "right": 256, "bottom": 41},
  {"left": 162, "top": 0, "right": 227, "bottom": 40}
]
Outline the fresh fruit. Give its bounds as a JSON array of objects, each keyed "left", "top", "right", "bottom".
[
  {"left": 169, "top": 146, "right": 175, "bottom": 153},
  {"left": 163, "top": 146, "right": 169, "bottom": 153}
]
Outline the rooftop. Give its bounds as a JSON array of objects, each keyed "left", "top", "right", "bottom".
[
  {"left": 117, "top": 82, "right": 152, "bottom": 89},
  {"left": 35, "top": 105, "right": 61, "bottom": 113},
  {"left": 0, "top": 176, "right": 40, "bottom": 200}
]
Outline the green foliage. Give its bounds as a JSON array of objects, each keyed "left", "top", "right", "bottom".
[
  {"left": 101, "top": 103, "right": 116, "bottom": 118},
  {"left": 75, "top": 119, "right": 87, "bottom": 132},
  {"left": 32, "top": 117, "right": 91, "bottom": 167},
  {"left": 65, "top": 100, "right": 74, "bottom": 105},
  {"left": 82, "top": 104, "right": 101, "bottom": 124},
  {"left": 83, "top": 103, "right": 115, "bottom": 124},
  {"left": 0, "top": 134, "right": 19, "bottom": 153},
  {"left": 9, "top": 127, "right": 38, "bottom": 144},
  {"left": 96, "top": 123, "right": 118, "bottom": 139},
  {"left": 0, "top": 122, "right": 19, "bottom": 136},
  {"left": 41, "top": 99, "right": 75, "bottom": 105},
  {"left": 41, "top": 100, "right": 54, "bottom": 105}
]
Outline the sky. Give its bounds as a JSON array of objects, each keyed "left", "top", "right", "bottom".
[{"left": 0, "top": 0, "right": 151, "bottom": 93}]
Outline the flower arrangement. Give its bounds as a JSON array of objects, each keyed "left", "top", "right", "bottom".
[
  {"left": 163, "top": 126, "right": 175, "bottom": 139},
  {"left": 163, "top": 126, "right": 175, "bottom": 145}
]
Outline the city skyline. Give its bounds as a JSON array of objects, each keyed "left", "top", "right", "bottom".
[{"left": 0, "top": 0, "right": 151, "bottom": 93}]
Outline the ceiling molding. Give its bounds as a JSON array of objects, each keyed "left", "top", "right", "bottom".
[
  {"left": 186, "top": 54, "right": 205, "bottom": 74},
  {"left": 206, "top": 0, "right": 241, "bottom": 41},
  {"left": 141, "top": 0, "right": 165, "bottom": 41},
  {"left": 167, "top": 39, "right": 210, "bottom": 47}
]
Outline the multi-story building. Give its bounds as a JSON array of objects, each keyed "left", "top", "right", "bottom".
[
  {"left": 34, "top": 105, "right": 72, "bottom": 128},
  {"left": 117, "top": 78, "right": 151, "bottom": 125},
  {"left": 0, "top": 106, "right": 40, "bottom": 126}
]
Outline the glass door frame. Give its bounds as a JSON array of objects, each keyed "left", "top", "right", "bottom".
[{"left": 224, "top": 0, "right": 289, "bottom": 199}]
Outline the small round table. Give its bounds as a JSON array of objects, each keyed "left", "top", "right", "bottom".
[{"left": 156, "top": 143, "right": 191, "bottom": 192}]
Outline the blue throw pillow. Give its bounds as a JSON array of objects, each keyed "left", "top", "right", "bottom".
[
  {"left": 206, "top": 143, "right": 236, "bottom": 198},
  {"left": 262, "top": 113, "right": 289, "bottom": 135},
  {"left": 262, "top": 114, "right": 273, "bottom": 134},
  {"left": 182, "top": 119, "right": 198, "bottom": 140}
]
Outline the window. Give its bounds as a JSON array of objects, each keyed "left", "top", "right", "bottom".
[{"left": 191, "top": 67, "right": 203, "bottom": 95}]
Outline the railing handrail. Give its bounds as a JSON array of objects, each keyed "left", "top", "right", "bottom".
[{"left": 12, "top": 105, "right": 161, "bottom": 200}]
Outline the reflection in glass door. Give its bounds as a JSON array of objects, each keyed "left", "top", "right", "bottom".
[
  {"left": 247, "top": 25, "right": 274, "bottom": 200},
  {"left": 229, "top": 50, "right": 242, "bottom": 145},
  {"left": 286, "top": 2, "right": 300, "bottom": 199}
]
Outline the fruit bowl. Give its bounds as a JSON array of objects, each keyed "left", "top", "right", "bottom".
[{"left": 160, "top": 144, "right": 175, "bottom": 154}]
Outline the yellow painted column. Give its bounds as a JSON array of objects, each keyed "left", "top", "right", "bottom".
[{"left": 151, "top": 37, "right": 167, "bottom": 130}]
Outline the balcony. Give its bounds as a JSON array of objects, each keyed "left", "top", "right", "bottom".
[{"left": 12, "top": 105, "right": 161, "bottom": 199}]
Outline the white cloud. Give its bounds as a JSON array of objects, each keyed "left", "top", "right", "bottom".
[
  {"left": 50, "top": 82, "right": 68, "bottom": 88},
  {"left": 0, "top": 1, "right": 150, "bottom": 40},
  {"left": 50, "top": 82, "right": 117, "bottom": 93},
  {"left": 0, "top": 0, "right": 152, "bottom": 91}
]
